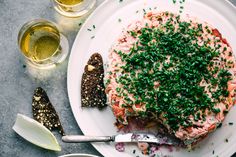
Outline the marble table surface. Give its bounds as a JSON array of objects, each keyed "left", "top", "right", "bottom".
[{"left": 0, "top": 0, "right": 236, "bottom": 157}]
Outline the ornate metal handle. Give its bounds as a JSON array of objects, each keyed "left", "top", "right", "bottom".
[{"left": 62, "top": 135, "right": 114, "bottom": 143}]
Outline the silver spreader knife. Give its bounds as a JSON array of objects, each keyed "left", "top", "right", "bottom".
[{"left": 62, "top": 133, "right": 179, "bottom": 145}]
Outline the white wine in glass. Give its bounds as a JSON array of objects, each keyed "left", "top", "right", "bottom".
[
  {"left": 52, "top": 0, "right": 96, "bottom": 17},
  {"left": 18, "top": 19, "right": 69, "bottom": 69}
]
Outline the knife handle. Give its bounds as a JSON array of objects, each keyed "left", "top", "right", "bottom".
[{"left": 62, "top": 135, "right": 113, "bottom": 143}]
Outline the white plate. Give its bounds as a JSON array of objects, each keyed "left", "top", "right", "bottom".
[
  {"left": 59, "top": 153, "right": 99, "bottom": 157},
  {"left": 67, "top": 0, "right": 236, "bottom": 156}
]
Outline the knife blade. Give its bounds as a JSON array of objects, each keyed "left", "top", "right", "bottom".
[{"left": 62, "top": 133, "right": 180, "bottom": 146}]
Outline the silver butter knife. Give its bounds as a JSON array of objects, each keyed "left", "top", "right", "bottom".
[{"left": 62, "top": 133, "right": 179, "bottom": 145}]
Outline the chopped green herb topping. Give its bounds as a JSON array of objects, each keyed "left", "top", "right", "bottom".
[
  {"left": 172, "top": 0, "right": 186, "bottom": 13},
  {"left": 113, "top": 13, "right": 233, "bottom": 130}
]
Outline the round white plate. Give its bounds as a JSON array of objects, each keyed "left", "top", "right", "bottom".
[
  {"left": 67, "top": 0, "right": 236, "bottom": 156},
  {"left": 59, "top": 154, "right": 99, "bottom": 157}
]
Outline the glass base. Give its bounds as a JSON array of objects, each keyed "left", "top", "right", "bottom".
[{"left": 54, "top": 0, "right": 96, "bottom": 18}]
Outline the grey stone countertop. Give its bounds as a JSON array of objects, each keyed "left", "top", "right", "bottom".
[{"left": 0, "top": 0, "right": 236, "bottom": 157}]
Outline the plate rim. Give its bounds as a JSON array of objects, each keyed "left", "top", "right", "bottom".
[
  {"left": 67, "top": 0, "right": 236, "bottom": 157},
  {"left": 58, "top": 153, "right": 100, "bottom": 157}
]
